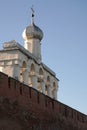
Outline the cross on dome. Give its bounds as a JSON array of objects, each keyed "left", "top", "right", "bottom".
[{"left": 31, "top": 5, "right": 35, "bottom": 24}]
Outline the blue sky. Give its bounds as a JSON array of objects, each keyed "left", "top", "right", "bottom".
[{"left": 0, "top": 0, "right": 87, "bottom": 114}]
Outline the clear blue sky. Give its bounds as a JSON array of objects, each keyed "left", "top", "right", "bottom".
[{"left": 0, "top": 0, "right": 87, "bottom": 115}]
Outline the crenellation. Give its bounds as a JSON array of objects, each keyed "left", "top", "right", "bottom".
[{"left": 0, "top": 71, "right": 87, "bottom": 129}]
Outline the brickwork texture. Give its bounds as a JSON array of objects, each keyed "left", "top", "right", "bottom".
[{"left": 0, "top": 72, "right": 87, "bottom": 130}]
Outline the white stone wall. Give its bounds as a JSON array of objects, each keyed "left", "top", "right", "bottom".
[
  {"left": 0, "top": 41, "right": 58, "bottom": 99},
  {"left": 0, "top": 49, "right": 58, "bottom": 99}
]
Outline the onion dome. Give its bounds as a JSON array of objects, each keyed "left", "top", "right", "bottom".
[
  {"left": 22, "top": 23, "right": 43, "bottom": 41},
  {"left": 22, "top": 7, "right": 43, "bottom": 41}
]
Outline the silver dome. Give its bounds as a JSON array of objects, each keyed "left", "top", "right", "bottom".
[{"left": 23, "top": 23, "right": 43, "bottom": 41}]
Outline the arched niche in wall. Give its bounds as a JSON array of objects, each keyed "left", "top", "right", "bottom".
[
  {"left": 45, "top": 76, "right": 50, "bottom": 95},
  {"left": 52, "top": 82, "right": 56, "bottom": 99},
  {"left": 38, "top": 68, "right": 43, "bottom": 81},
  {"left": 37, "top": 67, "right": 44, "bottom": 92},
  {"left": 30, "top": 63, "right": 35, "bottom": 75},
  {"left": 20, "top": 61, "right": 27, "bottom": 83},
  {"left": 28, "top": 63, "right": 35, "bottom": 87}
]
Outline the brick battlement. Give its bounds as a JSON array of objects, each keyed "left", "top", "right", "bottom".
[{"left": 0, "top": 71, "right": 87, "bottom": 129}]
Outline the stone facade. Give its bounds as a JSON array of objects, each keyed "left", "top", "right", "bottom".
[{"left": 0, "top": 13, "right": 59, "bottom": 100}]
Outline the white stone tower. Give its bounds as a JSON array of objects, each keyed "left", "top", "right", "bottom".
[
  {"left": 0, "top": 9, "right": 59, "bottom": 100},
  {"left": 22, "top": 8, "right": 43, "bottom": 63}
]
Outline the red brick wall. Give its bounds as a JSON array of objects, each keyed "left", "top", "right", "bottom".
[{"left": 0, "top": 72, "right": 87, "bottom": 130}]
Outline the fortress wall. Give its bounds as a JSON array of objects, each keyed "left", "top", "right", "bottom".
[{"left": 0, "top": 71, "right": 87, "bottom": 129}]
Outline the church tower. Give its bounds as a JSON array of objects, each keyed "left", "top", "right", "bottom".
[
  {"left": 0, "top": 9, "right": 59, "bottom": 100},
  {"left": 22, "top": 8, "right": 43, "bottom": 63}
]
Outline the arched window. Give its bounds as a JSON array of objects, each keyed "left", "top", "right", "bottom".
[
  {"left": 53, "top": 82, "right": 56, "bottom": 88},
  {"left": 39, "top": 68, "right": 43, "bottom": 75},
  {"left": 28, "top": 63, "right": 35, "bottom": 87},
  {"left": 45, "top": 85, "right": 48, "bottom": 95},
  {"left": 38, "top": 68, "right": 43, "bottom": 82},
  {"left": 52, "top": 82, "right": 56, "bottom": 99},
  {"left": 30, "top": 63, "right": 35, "bottom": 75},
  {"left": 45, "top": 76, "right": 50, "bottom": 95},
  {"left": 20, "top": 61, "right": 27, "bottom": 83},
  {"left": 22, "top": 61, "right": 27, "bottom": 68},
  {"left": 37, "top": 68, "right": 44, "bottom": 92},
  {"left": 47, "top": 76, "right": 50, "bottom": 85}
]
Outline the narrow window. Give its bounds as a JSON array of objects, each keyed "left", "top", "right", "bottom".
[
  {"left": 8, "top": 78, "right": 11, "bottom": 88},
  {"left": 52, "top": 101, "right": 54, "bottom": 109},
  {"left": 29, "top": 88, "right": 31, "bottom": 98},
  {"left": 45, "top": 97, "right": 47, "bottom": 107},
  {"left": 14, "top": 81, "right": 16, "bottom": 89},
  {"left": 37, "top": 92, "right": 40, "bottom": 104},
  {"left": 20, "top": 86, "right": 22, "bottom": 95}
]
